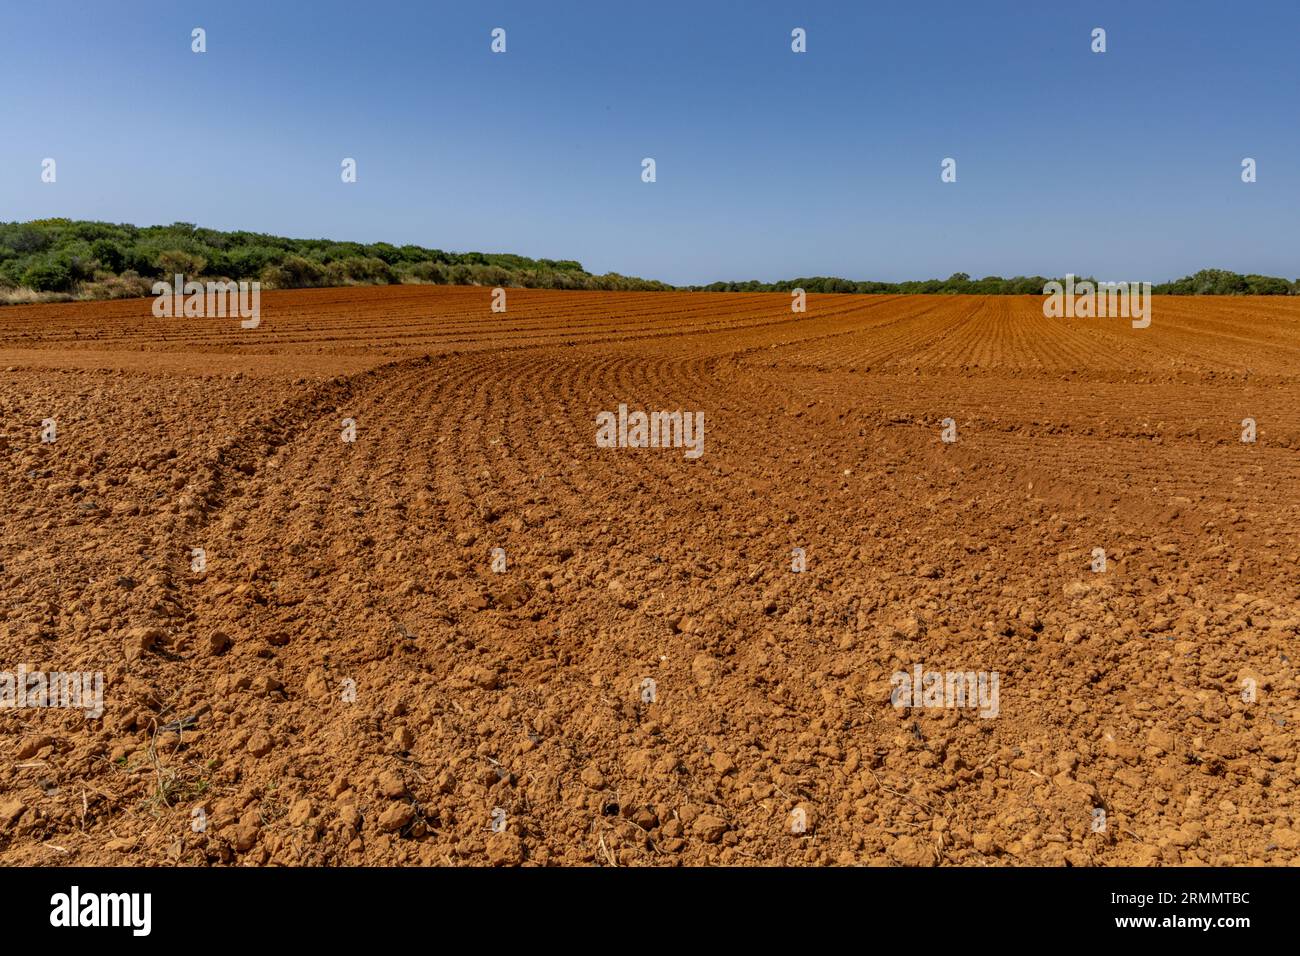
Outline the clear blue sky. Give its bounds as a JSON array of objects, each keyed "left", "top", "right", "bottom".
[{"left": 2, "top": 0, "right": 1296, "bottom": 285}]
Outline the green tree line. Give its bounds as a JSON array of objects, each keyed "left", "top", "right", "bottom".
[
  {"left": 688, "top": 270, "right": 1300, "bottom": 295},
  {"left": 2, "top": 220, "right": 1296, "bottom": 303},
  {"left": 0, "top": 219, "right": 672, "bottom": 302}
]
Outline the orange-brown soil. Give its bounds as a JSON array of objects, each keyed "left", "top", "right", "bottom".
[{"left": 1, "top": 286, "right": 1297, "bottom": 866}]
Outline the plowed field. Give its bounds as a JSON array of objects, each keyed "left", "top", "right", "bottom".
[{"left": 1, "top": 287, "right": 1297, "bottom": 866}]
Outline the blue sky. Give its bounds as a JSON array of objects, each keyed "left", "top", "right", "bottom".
[{"left": 2, "top": 0, "right": 1296, "bottom": 284}]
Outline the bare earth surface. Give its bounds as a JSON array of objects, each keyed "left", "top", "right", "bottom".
[{"left": 1, "top": 286, "right": 1297, "bottom": 866}]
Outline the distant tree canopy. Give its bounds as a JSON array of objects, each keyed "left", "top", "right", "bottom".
[
  {"left": 0, "top": 219, "right": 672, "bottom": 299},
  {"left": 687, "top": 270, "right": 1300, "bottom": 296},
  {"left": 1151, "top": 268, "right": 1295, "bottom": 296},
  {"left": 1, "top": 220, "right": 1296, "bottom": 303}
]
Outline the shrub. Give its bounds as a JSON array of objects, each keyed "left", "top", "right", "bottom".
[
  {"left": 261, "top": 254, "right": 328, "bottom": 289},
  {"left": 339, "top": 256, "right": 396, "bottom": 284},
  {"left": 407, "top": 261, "right": 449, "bottom": 283},
  {"left": 156, "top": 249, "right": 207, "bottom": 279},
  {"left": 21, "top": 259, "right": 74, "bottom": 292},
  {"left": 90, "top": 238, "right": 126, "bottom": 273}
]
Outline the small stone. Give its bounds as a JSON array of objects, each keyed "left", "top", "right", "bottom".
[
  {"left": 0, "top": 800, "right": 27, "bottom": 829},
  {"left": 895, "top": 615, "right": 923, "bottom": 640},
  {"left": 233, "top": 819, "right": 260, "bottom": 852},
  {"left": 606, "top": 577, "right": 637, "bottom": 609},
  {"left": 246, "top": 731, "right": 273, "bottom": 757},
  {"left": 693, "top": 814, "right": 728, "bottom": 843},
  {"left": 125, "top": 626, "right": 165, "bottom": 661},
  {"left": 1271, "top": 828, "right": 1300, "bottom": 850},
  {"left": 580, "top": 765, "right": 606, "bottom": 789},
  {"left": 377, "top": 770, "right": 407, "bottom": 799},
  {"left": 16, "top": 735, "right": 54, "bottom": 760},
  {"left": 232, "top": 583, "right": 263, "bottom": 604},
  {"left": 691, "top": 654, "right": 721, "bottom": 688},
  {"left": 252, "top": 675, "right": 283, "bottom": 695},
  {"left": 487, "top": 831, "right": 525, "bottom": 866},
  {"left": 288, "top": 799, "right": 313, "bottom": 827},
  {"left": 1147, "top": 728, "right": 1177, "bottom": 753},
  {"left": 710, "top": 752, "right": 736, "bottom": 775},
  {"left": 889, "top": 834, "right": 936, "bottom": 866},
  {"left": 377, "top": 803, "right": 414, "bottom": 832}
]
